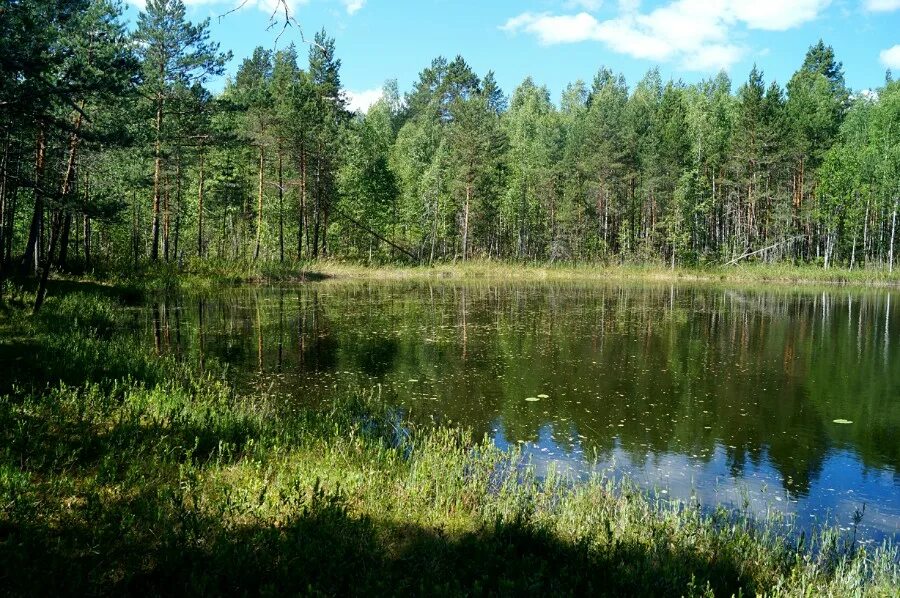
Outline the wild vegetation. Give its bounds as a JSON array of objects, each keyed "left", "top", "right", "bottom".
[
  {"left": 2, "top": 0, "right": 900, "bottom": 593},
  {"left": 0, "top": 287, "right": 898, "bottom": 595}
]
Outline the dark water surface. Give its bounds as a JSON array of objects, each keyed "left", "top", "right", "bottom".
[{"left": 138, "top": 281, "right": 900, "bottom": 541}]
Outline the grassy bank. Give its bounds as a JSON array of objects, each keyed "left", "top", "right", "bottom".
[
  {"left": 1, "top": 287, "right": 898, "bottom": 595},
  {"left": 124, "top": 259, "right": 900, "bottom": 292},
  {"left": 11, "top": 259, "right": 900, "bottom": 304},
  {"left": 308, "top": 260, "right": 900, "bottom": 288}
]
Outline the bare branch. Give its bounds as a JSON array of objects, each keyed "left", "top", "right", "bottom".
[{"left": 216, "top": 0, "right": 329, "bottom": 55}]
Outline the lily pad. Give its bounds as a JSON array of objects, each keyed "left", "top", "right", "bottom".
[{"left": 832, "top": 419, "right": 853, "bottom": 425}]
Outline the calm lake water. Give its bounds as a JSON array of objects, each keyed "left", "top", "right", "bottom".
[{"left": 137, "top": 281, "right": 900, "bottom": 541}]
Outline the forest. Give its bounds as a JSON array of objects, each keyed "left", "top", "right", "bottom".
[{"left": 2, "top": 0, "right": 900, "bottom": 299}]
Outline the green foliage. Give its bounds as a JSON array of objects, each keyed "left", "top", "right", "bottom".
[{"left": 5, "top": 29, "right": 900, "bottom": 308}]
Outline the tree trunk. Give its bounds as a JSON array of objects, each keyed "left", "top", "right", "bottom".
[
  {"left": 863, "top": 198, "right": 870, "bottom": 267},
  {"left": 0, "top": 134, "right": 8, "bottom": 275},
  {"left": 33, "top": 211, "right": 63, "bottom": 312},
  {"left": 300, "top": 142, "right": 308, "bottom": 259},
  {"left": 34, "top": 105, "right": 84, "bottom": 312},
  {"left": 58, "top": 211, "right": 73, "bottom": 268},
  {"left": 254, "top": 145, "right": 264, "bottom": 261},
  {"left": 297, "top": 142, "right": 306, "bottom": 260},
  {"left": 462, "top": 181, "right": 471, "bottom": 261},
  {"left": 22, "top": 126, "right": 46, "bottom": 274},
  {"left": 173, "top": 207, "right": 181, "bottom": 263},
  {"left": 173, "top": 158, "right": 182, "bottom": 263},
  {"left": 163, "top": 173, "right": 170, "bottom": 262},
  {"left": 278, "top": 149, "right": 284, "bottom": 263},
  {"left": 3, "top": 151, "right": 19, "bottom": 267},
  {"left": 322, "top": 205, "right": 329, "bottom": 257},
  {"left": 83, "top": 214, "right": 91, "bottom": 269},
  {"left": 197, "top": 144, "right": 205, "bottom": 258},
  {"left": 312, "top": 148, "right": 321, "bottom": 258},
  {"left": 888, "top": 198, "right": 897, "bottom": 273},
  {"left": 132, "top": 191, "right": 139, "bottom": 267},
  {"left": 151, "top": 94, "right": 163, "bottom": 262}
]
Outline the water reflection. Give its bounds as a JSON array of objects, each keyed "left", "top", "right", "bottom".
[{"left": 138, "top": 282, "right": 900, "bottom": 540}]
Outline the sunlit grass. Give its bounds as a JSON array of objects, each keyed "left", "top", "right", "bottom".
[{"left": 126, "top": 258, "right": 900, "bottom": 291}]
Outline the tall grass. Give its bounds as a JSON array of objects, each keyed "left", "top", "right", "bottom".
[
  {"left": 141, "top": 258, "right": 900, "bottom": 291},
  {"left": 0, "top": 288, "right": 897, "bottom": 595}
]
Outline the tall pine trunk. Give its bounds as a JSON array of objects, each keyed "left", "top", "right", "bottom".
[
  {"left": 0, "top": 133, "right": 8, "bottom": 276},
  {"left": 278, "top": 149, "right": 284, "bottom": 263},
  {"left": 197, "top": 144, "right": 205, "bottom": 258},
  {"left": 163, "top": 173, "right": 170, "bottom": 261},
  {"left": 58, "top": 212, "right": 73, "bottom": 268},
  {"left": 462, "top": 181, "right": 471, "bottom": 261},
  {"left": 22, "top": 126, "right": 46, "bottom": 274},
  {"left": 173, "top": 158, "right": 182, "bottom": 263},
  {"left": 312, "top": 147, "right": 321, "bottom": 258},
  {"left": 83, "top": 214, "right": 91, "bottom": 269},
  {"left": 254, "top": 145, "right": 264, "bottom": 261},
  {"left": 3, "top": 151, "right": 20, "bottom": 267},
  {"left": 890, "top": 198, "right": 897, "bottom": 274},
  {"left": 297, "top": 141, "right": 306, "bottom": 260},
  {"left": 151, "top": 93, "right": 163, "bottom": 262},
  {"left": 34, "top": 105, "right": 84, "bottom": 312}
]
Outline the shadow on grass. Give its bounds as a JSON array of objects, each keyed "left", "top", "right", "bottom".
[
  {"left": 0, "top": 373, "right": 757, "bottom": 595},
  {"left": 0, "top": 331, "right": 168, "bottom": 395},
  {"left": 0, "top": 282, "right": 812, "bottom": 596},
  {"left": 1, "top": 487, "right": 753, "bottom": 597},
  {"left": 3, "top": 274, "right": 143, "bottom": 303}
]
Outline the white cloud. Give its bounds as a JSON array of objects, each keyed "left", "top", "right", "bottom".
[
  {"left": 346, "top": 88, "right": 383, "bottom": 113},
  {"left": 682, "top": 43, "right": 744, "bottom": 71},
  {"left": 880, "top": 44, "right": 900, "bottom": 69},
  {"left": 729, "top": 0, "right": 830, "bottom": 30},
  {"left": 342, "top": 0, "right": 365, "bottom": 15},
  {"left": 865, "top": 0, "right": 900, "bottom": 11},
  {"left": 593, "top": 16, "right": 674, "bottom": 60},
  {"left": 501, "top": 0, "right": 831, "bottom": 71},
  {"left": 564, "top": 0, "right": 603, "bottom": 10},
  {"left": 501, "top": 12, "right": 604, "bottom": 45}
]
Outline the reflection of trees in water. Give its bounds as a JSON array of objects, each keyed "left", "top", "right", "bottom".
[
  {"left": 142, "top": 283, "right": 900, "bottom": 495},
  {"left": 297, "top": 290, "right": 338, "bottom": 372}
]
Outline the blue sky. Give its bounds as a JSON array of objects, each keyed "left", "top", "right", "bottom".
[{"left": 122, "top": 0, "right": 900, "bottom": 111}]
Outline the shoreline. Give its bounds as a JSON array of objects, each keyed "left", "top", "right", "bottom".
[{"left": 120, "top": 260, "right": 900, "bottom": 295}]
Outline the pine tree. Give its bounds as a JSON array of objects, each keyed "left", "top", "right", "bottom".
[{"left": 134, "top": 0, "right": 229, "bottom": 262}]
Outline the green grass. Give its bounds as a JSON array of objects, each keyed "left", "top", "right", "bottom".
[
  {"left": 0, "top": 286, "right": 898, "bottom": 595},
  {"left": 125, "top": 258, "right": 900, "bottom": 292},
  {"left": 14, "top": 258, "right": 900, "bottom": 306},
  {"left": 307, "top": 260, "right": 900, "bottom": 287}
]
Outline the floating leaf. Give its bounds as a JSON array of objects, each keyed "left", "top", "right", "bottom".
[{"left": 832, "top": 419, "right": 853, "bottom": 425}]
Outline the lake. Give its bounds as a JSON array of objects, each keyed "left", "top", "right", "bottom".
[{"left": 136, "top": 280, "right": 900, "bottom": 541}]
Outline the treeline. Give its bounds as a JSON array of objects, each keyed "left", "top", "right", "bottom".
[{"left": 2, "top": 0, "right": 900, "bottom": 288}]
